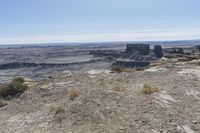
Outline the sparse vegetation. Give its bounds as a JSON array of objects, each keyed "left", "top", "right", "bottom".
[
  {"left": 0, "top": 77, "right": 28, "bottom": 98},
  {"left": 111, "top": 65, "right": 125, "bottom": 73},
  {"left": 12, "top": 77, "right": 25, "bottom": 84},
  {"left": 50, "top": 106, "right": 66, "bottom": 127},
  {"left": 68, "top": 90, "right": 80, "bottom": 100},
  {"left": 142, "top": 84, "right": 160, "bottom": 94},
  {"left": 0, "top": 99, "right": 7, "bottom": 108}
]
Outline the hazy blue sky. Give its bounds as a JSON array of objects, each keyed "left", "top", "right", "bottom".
[{"left": 0, "top": 0, "right": 200, "bottom": 44}]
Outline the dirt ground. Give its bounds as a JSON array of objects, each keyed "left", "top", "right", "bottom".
[{"left": 0, "top": 58, "right": 200, "bottom": 133}]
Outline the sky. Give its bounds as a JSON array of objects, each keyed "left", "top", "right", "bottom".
[{"left": 0, "top": 0, "right": 200, "bottom": 44}]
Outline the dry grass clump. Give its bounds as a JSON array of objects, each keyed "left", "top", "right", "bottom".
[
  {"left": 0, "top": 77, "right": 28, "bottom": 98},
  {"left": 111, "top": 65, "right": 125, "bottom": 73},
  {"left": 50, "top": 106, "right": 66, "bottom": 127},
  {"left": 142, "top": 84, "right": 160, "bottom": 94},
  {"left": 12, "top": 77, "right": 25, "bottom": 83},
  {"left": 68, "top": 90, "right": 80, "bottom": 100}
]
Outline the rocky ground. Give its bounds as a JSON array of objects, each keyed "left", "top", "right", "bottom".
[{"left": 0, "top": 57, "right": 200, "bottom": 133}]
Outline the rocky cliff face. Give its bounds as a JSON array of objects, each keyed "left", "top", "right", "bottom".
[
  {"left": 115, "top": 44, "right": 153, "bottom": 68},
  {"left": 88, "top": 44, "right": 161, "bottom": 68},
  {"left": 125, "top": 44, "right": 150, "bottom": 55}
]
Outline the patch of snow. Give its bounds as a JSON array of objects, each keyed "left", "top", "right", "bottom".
[
  {"left": 145, "top": 66, "right": 167, "bottom": 72},
  {"left": 151, "top": 129, "right": 160, "bottom": 133},
  {"left": 41, "top": 83, "right": 54, "bottom": 90},
  {"left": 88, "top": 75, "right": 97, "bottom": 78},
  {"left": 177, "top": 125, "right": 183, "bottom": 131},
  {"left": 154, "top": 91, "right": 176, "bottom": 108},
  {"left": 185, "top": 89, "right": 200, "bottom": 100},
  {"left": 178, "top": 68, "right": 200, "bottom": 78},
  {"left": 62, "top": 70, "right": 72, "bottom": 77},
  {"left": 176, "top": 125, "right": 194, "bottom": 133},
  {"left": 55, "top": 81, "right": 73, "bottom": 85},
  {"left": 87, "top": 70, "right": 111, "bottom": 75},
  {"left": 182, "top": 125, "right": 194, "bottom": 133},
  {"left": 190, "top": 59, "right": 200, "bottom": 64},
  {"left": 161, "top": 57, "right": 168, "bottom": 61}
]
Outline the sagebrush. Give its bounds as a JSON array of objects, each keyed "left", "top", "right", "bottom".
[
  {"left": 142, "top": 84, "right": 160, "bottom": 94},
  {"left": 0, "top": 77, "right": 28, "bottom": 98}
]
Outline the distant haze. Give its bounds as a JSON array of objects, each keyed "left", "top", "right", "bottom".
[{"left": 0, "top": 0, "right": 200, "bottom": 44}]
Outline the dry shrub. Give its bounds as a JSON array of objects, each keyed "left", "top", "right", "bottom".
[
  {"left": 68, "top": 90, "right": 80, "bottom": 100},
  {"left": 50, "top": 106, "right": 66, "bottom": 127},
  {"left": 111, "top": 65, "right": 125, "bottom": 73},
  {"left": 0, "top": 77, "right": 28, "bottom": 98},
  {"left": 142, "top": 84, "right": 160, "bottom": 94},
  {"left": 12, "top": 77, "right": 25, "bottom": 84}
]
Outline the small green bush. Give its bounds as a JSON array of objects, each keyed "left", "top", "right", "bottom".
[
  {"left": 12, "top": 77, "right": 25, "bottom": 84},
  {"left": 0, "top": 77, "right": 28, "bottom": 98}
]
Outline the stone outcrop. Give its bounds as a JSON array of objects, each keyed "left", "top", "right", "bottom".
[
  {"left": 154, "top": 45, "right": 163, "bottom": 58},
  {"left": 169, "top": 48, "right": 184, "bottom": 54},
  {"left": 113, "top": 44, "right": 152, "bottom": 68},
  {"left": 90, "top": 44, "right": 154, "bottom": 68},
  {"left": 125, "top": 44, "right": 150, "bottom": 55}
]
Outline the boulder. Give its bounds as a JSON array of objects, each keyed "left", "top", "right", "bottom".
[
  {"left": 154, "top": 45, "right": 163, "bottom": 58},
  {"left": 126, "top": 44, "right": 150, "bottom": 55}
]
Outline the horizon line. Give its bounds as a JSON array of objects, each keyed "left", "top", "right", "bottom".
[
  {"left": 0, "top": 39, "right": 200, "bottom": 46},
  {"left": 1, "top": 27, "right": 200, "bottom": 45}
]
